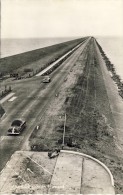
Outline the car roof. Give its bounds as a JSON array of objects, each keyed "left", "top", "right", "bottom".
[{"left": 11, "top": 119, "right": 23, "bottom": 126}]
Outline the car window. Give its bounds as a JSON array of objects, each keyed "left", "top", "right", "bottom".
[{"left": 11, "top": 120, "right": 22, "bottom": 126}]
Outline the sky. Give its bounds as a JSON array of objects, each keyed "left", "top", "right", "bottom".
[{"left": 1, "top": 0, "right": 123, "bottom": 38}]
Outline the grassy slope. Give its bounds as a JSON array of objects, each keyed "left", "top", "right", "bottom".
[
  {"left": 0, "top": 38, "right": 86, "bottom": 75},
  {"left": 64, "top": 40, "right": 123, "bottom": 193},
  {"left": 65, "top": 40, "right": 123, "bottom": 193}
]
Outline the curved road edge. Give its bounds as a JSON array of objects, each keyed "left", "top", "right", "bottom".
[{"left": 61, "top": 149, "right": 114, "bottom": 187}]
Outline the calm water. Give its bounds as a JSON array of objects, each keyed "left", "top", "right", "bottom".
[
  {"left": 1, "top": 37, "right": 77, "bottom": 58},
  {"left": 1, "top": 36, "right": 123, "bottom": 79},
  {"left": 96, "top": 36, "right": 123, "bottom": 80}
]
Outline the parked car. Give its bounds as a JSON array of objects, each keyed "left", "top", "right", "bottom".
[{"left": 7, "top": 119, "right": 26, "bottom": 135}]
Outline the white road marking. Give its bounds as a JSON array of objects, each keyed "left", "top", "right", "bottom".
[
  {"left": 0, "top": 93, "right": 15, "bottom": 104},
  {"left": 0, "top": 113, "right": 6, "bottom": 120},
  {"left": 0, "top": 136, "right": 5, "bottom": 142},
  {"left": 8, "top": 96, "right": 17, "bottom": 102}
]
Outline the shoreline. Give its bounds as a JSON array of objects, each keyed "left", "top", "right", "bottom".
[
  {"left": 96, "top": 40, "right": 123, "bottom": 100},
  {"left": 96, "top": 36, "right": 123, "bottom": 80}
]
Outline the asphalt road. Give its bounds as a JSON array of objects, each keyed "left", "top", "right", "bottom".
[{"left": 0, "top": 38, "right": 90, "bottom": 172}]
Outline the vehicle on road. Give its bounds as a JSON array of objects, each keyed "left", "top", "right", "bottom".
[
  {"left": 7, "top": 119, "right": 26, "bottom": 135},
  {"left": 42, "top": 76, "right": 51, "bottom": 83}
]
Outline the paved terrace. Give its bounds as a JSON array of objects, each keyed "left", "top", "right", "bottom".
[{"left": 0, "top": 150, "right": 115, "bottom": 194}]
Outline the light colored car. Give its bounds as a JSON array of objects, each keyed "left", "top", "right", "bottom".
[
  {"left": 7, "top": 119, "right": 26, "bottom": 135},
  {"left": 42, "top": 76, "right": 51, "bottom": 83}
]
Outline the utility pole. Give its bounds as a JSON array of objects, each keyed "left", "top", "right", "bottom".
[{"left": 62, "top": 113, "right": 66, "bottom": 149}]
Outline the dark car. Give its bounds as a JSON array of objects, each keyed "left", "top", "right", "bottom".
[{"left": 7, "top": 119, "right": 26, "bottom": 135}]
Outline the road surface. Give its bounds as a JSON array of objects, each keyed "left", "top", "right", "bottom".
[{"left": 0, "top": 38, "right": 90, "bottom": 172}]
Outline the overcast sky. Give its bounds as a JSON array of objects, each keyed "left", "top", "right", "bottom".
[{"left": 1, "top": 0, "right": 123, "bottom": 38}]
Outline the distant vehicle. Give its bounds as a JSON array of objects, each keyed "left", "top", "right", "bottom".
[
  {"left": 7, "top": 119, "right": 26, "bottom": 135},
  {"left": 42, "top": 76, "right": 51, "bottom": 83},
  {"left": 10, "top": 73, "right": 19, "bottom": 78}
]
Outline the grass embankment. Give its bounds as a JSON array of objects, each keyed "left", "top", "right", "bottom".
[
  {"left": 29, "top": 39, "right": 123, "bottom": 193},
  {"left": 64, "top": 45, "right": 123, "bottom": 193},
  {"left": 0, "top": 37, "right": 86, "bottom": 77}
]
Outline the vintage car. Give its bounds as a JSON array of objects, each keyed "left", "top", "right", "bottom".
[{"left": 7, "top": 119, "right": 26, "bottom": 135}]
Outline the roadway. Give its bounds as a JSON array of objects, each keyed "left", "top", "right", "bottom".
[{"left": 0, "top": 38, "right": 90, "bottom": 172}]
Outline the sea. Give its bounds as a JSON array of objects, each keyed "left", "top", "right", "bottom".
[
  {"left": 1, "top": 37, "right": 77, "bottom": 58},
  {"left": 96, "top": 36, "right": 123, "bottom": 80},
  {"left": 1, "top": 36, "right": 123, "bottom": 80}
]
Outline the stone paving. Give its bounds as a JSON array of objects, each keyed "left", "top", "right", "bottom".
[{"left": 0, "top": 150, "right": 115, "bottom": 194}]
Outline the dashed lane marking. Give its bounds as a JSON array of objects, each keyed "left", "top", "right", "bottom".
[
  {"left": 8, "top": 96, "right": 17, "bottom": 102},
  {"left": 0, "top": 93, "right": 15, "bottom": 104},
  {"left": 0, "top": 136, "right": 5, "bottom": 142}
]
